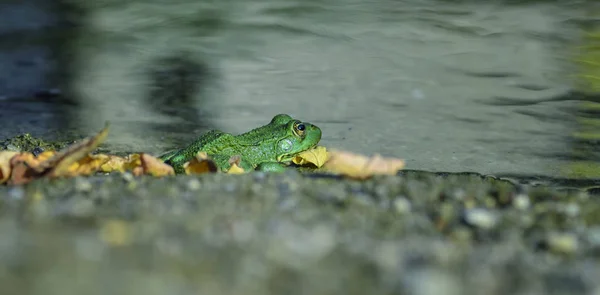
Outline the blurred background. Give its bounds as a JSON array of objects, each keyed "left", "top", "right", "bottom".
[{"left": 0, "top": 0, "right": 597, "bottom": 179}]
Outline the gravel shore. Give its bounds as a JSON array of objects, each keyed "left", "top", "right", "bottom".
[{"left": 0, "top": 169, "right": 599, "bottom": 295}]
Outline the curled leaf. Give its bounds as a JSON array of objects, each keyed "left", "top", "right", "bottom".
[
  {"left": 8, "top": 152, "right": 44, "bottom": 185},
  {"left": 185, "top": 152, "right": 218, "bottom": 175},
  {"left": 100, "top": 154, "right": 141, "bottom": 173},
  {"left": 0, "top": 151, "right": 19, "bottom": 184},
  {"left": 60, "top": 154, "right": 111, "bottom": 177},
  {"left": 139, "top": 153, "right": 174, "bottom": 177},
  {"left": 44, "top": 124, "right": 110, "bottom": 178},
  {"left": 323, "top": 149, "right": 405, "bottom": 180},
  {"left": 293, "top": 146, "right": 328, "bottom": 168},
  {"left": 227, "top": 163, "right": 246, "bottom": 174}
]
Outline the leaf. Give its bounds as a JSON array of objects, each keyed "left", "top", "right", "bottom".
[
  {"left": 100, "top": 154, "right": 141, "bottom": 173},
  {"left": 138, "top": 153, "right": 174, "bottom": 177},
  {"left": 323, "top": 149, "right": 405, "bottom": 180},
  {"left": 185, "top": 152, "right": 218, "bottom": 175},
  {"left": 0, "top": 151, "right": 19, "bottom": 184},
  {"left": 293, "top": 146, "right": 329, "bottom": 168},
  {"left": 227, "top": 163, "right": 246, "bottom": 174},
  {"left": 62, "top": 154, "right": 111, "bottom": 177},
  {"left": 44, "top": 123, "right": 110, "bottom": 178},
  {"left": 8, "top": 152, "right": 45, "bottom": 185},
  {"left": 5, "top": 124, "right": 110, "bottom": 185}
]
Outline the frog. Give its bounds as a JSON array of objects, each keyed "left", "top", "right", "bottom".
[{"left": 159, "top": 114, "right": 322, "bottom": 174}]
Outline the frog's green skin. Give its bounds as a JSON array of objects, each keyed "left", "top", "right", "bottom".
[{"left": 159, "top": 114, "right": 322, "bottom": 174}]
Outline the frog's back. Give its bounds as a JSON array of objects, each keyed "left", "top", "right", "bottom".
[{"left": 159, "top": 130, "right": 232, "bottom": 164}]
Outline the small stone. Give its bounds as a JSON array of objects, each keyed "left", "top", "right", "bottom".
[
  {"left": 393, "top": 197, "right": 412, "bottom": 214},
  {"left": 74, "top": 177, "right": 92, "bottom": 192},
  {"left": 564, "top": 203, "right": 580, "bottom": 218},
  {"left": 186, "top": 178, "right": 201, "bottom": 191},
  {"left": 547, "top": 232, "right": 578, "bottom": 255},
  {"left": 513, "top": 194, "right": 530, "bottom": 210},
  {"left": 70, "top": 199, "right": 96, "bottom": 218},
  {"left": 463, "top": 208, "right": 498, "bottom": 230},
  {"left": 5, "top": 144, "right": 18, "bottom": 152},
  {"left": 31, "top": 147, "right": 45, "bottom": 157},
  {"left": 253, "top": 171, "right": 267, "bottom": 182},
  {"left": 121, "top": 172, "right": 134, "bottom": 182},
  {"left": 7, "top": 187, "right": 25, "bottom": 201}
]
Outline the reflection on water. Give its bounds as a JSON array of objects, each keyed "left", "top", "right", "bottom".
[{"left": 0, "top": 0, "right": 597, "bottom": 181}]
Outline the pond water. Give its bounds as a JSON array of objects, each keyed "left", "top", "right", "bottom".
[{"left": 0, "top": 0, "right": 597, "bottom": 180}]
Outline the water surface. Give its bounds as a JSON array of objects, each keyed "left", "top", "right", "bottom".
[{"left": 0, "top": 0, "right": 596, "bottom": 180}]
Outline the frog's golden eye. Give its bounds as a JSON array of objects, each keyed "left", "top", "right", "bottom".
[{"left": 293, "top": 122, "right": 306, "bottom": 137}]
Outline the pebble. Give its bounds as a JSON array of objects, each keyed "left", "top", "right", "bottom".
[
  {"left": 74, "top": 177, "right": 93, "bottom": 192},
  {"left": 393, "top": 197, "right": 412, "bottom": 214},
  {"left": 564, "top": 203, "right": 580, "bottom": 218},
  {"left": 463, "top": 208, "right": 498, "bottom": 230},
  {"left": 513, "top": 194, "right": 530, "bottom": 210},
  {"left": 186, "top": 178, "right": 201, "bottom": 191},
  {"left": 7, "top": 187, "right": 25, "bottom": 201},
  {"left": 31, "top": 147, "right": 45, "bottom": 157},
  {"left": 121, "top": 172, "right": 135, "bottom": 182},
  {"left": 547, "top": 232, "right": 579, "bottom": 255}
]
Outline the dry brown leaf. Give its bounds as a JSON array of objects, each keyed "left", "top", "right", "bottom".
[
  {"left": 99, "top": 155, "right": 124, "bottom": 172},
  {"left": 44, "top": 124, "right": 110, "bottom": 178},
  {"left": 323, "top": 149, "right": 405, "bottom": 180},
  {"left": 36, "top": 151, "right": 57, "bottom": 161},
  {"left": 99, "top": 154, "right": 142, "bottom": 173},
  {"left": 62, "top": 154, "right": 111, "bottom": 177},
  {"left": 0, "top": 151, "right": 19, "bottom": 184},
  {"left": 8, "top": 152, "right": 44, "bottom": 185},
  {"left": 185, "top": 152, "right": 218, "bottom": 175},
  {"left": 139, "top": 153, "right": 174, "bottom": 177},
  {"left": 293, "top": 146, "right": 328, "bottom": 168}
]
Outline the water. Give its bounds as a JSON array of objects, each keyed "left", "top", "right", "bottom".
[{"left": 0, "top": 0, "right": 597, "bottom": 180}]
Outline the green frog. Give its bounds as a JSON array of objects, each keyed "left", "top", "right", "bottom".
[{"left": 159, "top": 114, "right": 322, "bottom": 174}]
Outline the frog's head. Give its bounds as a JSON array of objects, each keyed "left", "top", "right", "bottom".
[{"left": 271, "top": 114, "right": 322, "bottom": 162}]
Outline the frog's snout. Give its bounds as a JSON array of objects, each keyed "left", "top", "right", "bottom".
[{"left": 306, "top": 124, "right": 322, "bottom": 144}]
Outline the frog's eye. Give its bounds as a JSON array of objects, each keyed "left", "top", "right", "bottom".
[{"left": 293, "top": 122, "right": 306, "bottom": 137}]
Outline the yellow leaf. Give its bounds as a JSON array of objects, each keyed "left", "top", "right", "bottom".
[
  {"left": 293, "top": 146, "right": 328, "bottom": 168},
  {"left": 99, "top": 155, "right": 126, "bottom": 173},
  {"left": 323, "top": 149, "right": 405, "bottom": 180},
  {"left": 0, "top": 151, "right": 18, "bottom": 184},
  {"left": 45, "top": 123, "right": 110, "bottom": 178},
  {"left": 140, "top": 153, "right": 174, "bottom": 177},
  {"left": 185, "top": 152, "right": 217, "bottom": 175},
  {"left": 63, "top": 154, "right": 111, "bottom": 177},
  {"left": 227, "top": 163, "right": 246, "bottom": 174}
]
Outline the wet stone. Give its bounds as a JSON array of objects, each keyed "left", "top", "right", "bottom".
[
  {"left": 547, "top": 232, "right": 579, "bottom": 255},
  {"left": 393, "top": 197, "right": 412, "bottom": 214},
  {"left": 463, "top": 208, "right": 499, "bottom": 230}
]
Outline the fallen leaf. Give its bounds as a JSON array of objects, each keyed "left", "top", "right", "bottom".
[
  {"left": 323, "top": 149, "right": 405, "bottom": 180},
  {"left": 36, "top": 151, "right": 57, "bottom": 161},
  {"left": 139, "top": 153, "right": 174, "bottom": 177},
  {"left": 100, "top": 154, "right": 141, "bottom": 173},
  {"left": 5, "top": 124, "right": 110, "bottom": 185},
  {"left": 8, "top": 152, "right": 44, "bottom": 185},
  {"left": 227, "top": 163, "right": 246, "bottom": 174},
  {"left": 293, "top": 146, "right": 328, "bottom": 168},
  {"left": 0, "top": 151, "right": 18, "bottom": 184},
  {"left": 185, "top": 152, "right": 218, "bottom": 175},
  {"left": 44, "top": 123, "right": 110, "bottom": 178},
  {"left": 63, "top": 154, "right": 111, "bottom": 177}
]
